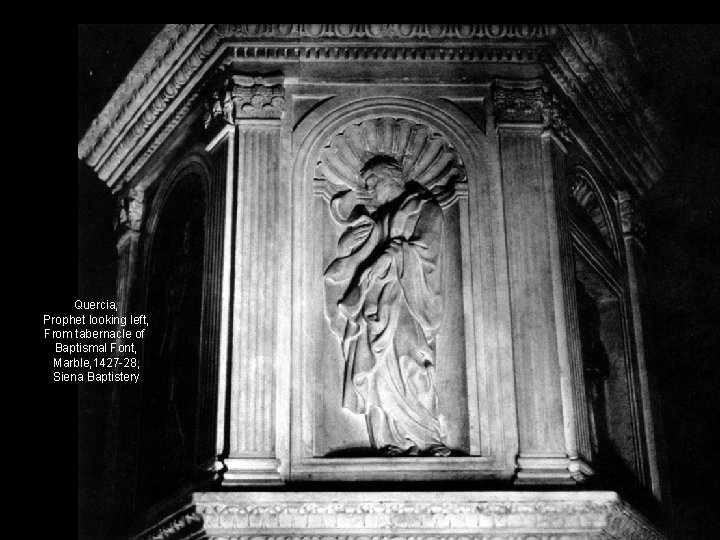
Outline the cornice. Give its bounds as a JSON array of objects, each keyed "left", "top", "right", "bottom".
[
  {"left": 77, "top": 24, "right": 556, "bottom": 190},
  {"left": 217, "top": 23, "right": 558, "bottom": 40},
  {"left": 544, "top": 25, "right": 667, "bottom": 194},
  {"left": 77, "top": 24, "right": 668, "bottom": 196},
  {"left": 130, "top": 491, "right": 666, "bottom": 540},
  {"left": 78, "top": 25, "right": 208, "bottom": 168}
]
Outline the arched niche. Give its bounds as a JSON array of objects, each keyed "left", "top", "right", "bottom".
[
  {"left": 567, "top": 162, "right": 622, "bottom": 264},
  {"left": 316, "top": 116, "right": 468, "bottom": 455},
  {"left": 573, "top": 255, "right": 643, "bottom": 485},
  {"left": 565, "top": 160, "right": 645, "bottom": 487},
  {"left": 288, "top": 96, "right": 518, "bottom": 481},
  {"left": 135, "top": 156, "right": 211, "bottom": 508}
]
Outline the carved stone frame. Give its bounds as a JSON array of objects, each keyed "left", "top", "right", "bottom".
[
  {"left": 288, "top": 88, "right": 519, "bottom": 481},
  {"left": 134, "top": 152, "right": 225, "bottom": 496},
  {"left": 564, "top": 156, "right": 656, "bottom": 492}
]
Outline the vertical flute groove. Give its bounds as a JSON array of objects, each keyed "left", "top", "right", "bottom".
[
  {"left": 258, "top": 130, "right": 269, "bottom": 451},
  {"left": 559, "top": 158, "right": 592, "bottom": 462},
  {"left": 247, "top": 131, "right": 258, "bottom": 452},
  {"left": 230, "top": 124, "right": 280, "bottom": 457},
  {"left": 500, "top": 128, "right": 565, "bottom": 456}
]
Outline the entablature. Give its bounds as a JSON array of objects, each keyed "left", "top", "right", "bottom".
[{"left": 78, "top": 24, "right": 667, "bottom": 198}]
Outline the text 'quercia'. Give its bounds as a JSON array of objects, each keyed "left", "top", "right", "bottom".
[{"left": 44, "top": 300, "right": 148, "bottom": 385}]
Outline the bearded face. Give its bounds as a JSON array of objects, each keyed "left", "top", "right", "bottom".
[{"left": 361, "top": 160, "right": 406, "bottom": 206}]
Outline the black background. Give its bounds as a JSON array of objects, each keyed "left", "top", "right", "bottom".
[{"left": 76, "top": 24, "right": 720, "bottom": 539}]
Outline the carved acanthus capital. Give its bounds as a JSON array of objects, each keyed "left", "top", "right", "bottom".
[
  {"left": 493, "top": 84, "right": 545, "bottom": 124},
  {"left": 204, "top": 75, "right": 285, "bottom": 128},
  {"left": 618, "top": 191, "right": 646, "bottom": 239},
  {"left": 116, "top": 188, "right": 145, "bottom": 233},
  {"left": 493, "top": 82, "right": 571, "bottom": 141}
]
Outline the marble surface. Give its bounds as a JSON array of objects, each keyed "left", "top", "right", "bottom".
[{"left": 132, "top": 490, "right": 667, "bottom": 539}]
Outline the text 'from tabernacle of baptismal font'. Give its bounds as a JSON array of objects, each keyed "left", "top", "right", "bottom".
[{"left": 44, "top": 300, "right": 147, "bottom": 384}]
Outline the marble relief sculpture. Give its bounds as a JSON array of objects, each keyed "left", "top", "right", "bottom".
[
  {"left": 324, "top": 155, "right": 450, "bottom": 457},
  {"left": 77, "top": 26, "right": 672, "bottom": 539}
]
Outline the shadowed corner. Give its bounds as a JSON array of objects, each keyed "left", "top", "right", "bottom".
[{"left": 323, "top": 446, "right": 470, "bottom": 458}]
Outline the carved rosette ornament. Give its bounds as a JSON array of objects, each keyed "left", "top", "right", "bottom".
[
  {"left": 204, "top": 75, "right": 285, "bottom": 128},
  {"left": 315, "top": 117, "right": 466, "bottom": 213},
  {"left": 493, "top": 83, "right": 571, "bottom": 141},
  {"left": 116, "top": 188, "right": 145, "bottom": 234},
  {"left": 618, "top": 191, "right": 647, "bottom": 239}
]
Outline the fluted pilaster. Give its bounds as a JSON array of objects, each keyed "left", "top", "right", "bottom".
[
  {"left": 206, "top": 77, "right": 286, "bottom": 484},
  {"left": 104, "top": 187, "right": 144, "bottom": 526},
  {"left": 494, "top": 81, "right": 579, "bottom": 483},
  {"left": 618, "top": 190, "right": 663, "bottom": 501},
  {"left": 230, "top": 125, "right": 280, "bottom": 457},
  {"left": 545, "top": 135, "right": 594, "bottom": 477}
]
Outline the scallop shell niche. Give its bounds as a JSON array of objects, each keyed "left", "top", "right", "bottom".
[{"left": 316, "top": 118, "right": 466, "bottom": 209}]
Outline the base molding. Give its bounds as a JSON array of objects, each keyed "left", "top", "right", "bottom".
[
  {"left": 219, "top": 458, "right": 284, "bottom": 486},
  {"left": 132, "top": 490, "right": 666, "bottom": 540}
]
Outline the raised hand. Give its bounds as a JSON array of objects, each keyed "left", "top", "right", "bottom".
[{"left": 338, "top": 217, "right": 374, "bottom": 252}]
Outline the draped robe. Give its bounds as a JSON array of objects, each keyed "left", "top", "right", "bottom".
[{"left": 324, "top": 186, "right": 446, "bottom": 451}]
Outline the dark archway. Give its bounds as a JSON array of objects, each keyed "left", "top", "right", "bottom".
[{"left": 136, "top": 171, "right": 206, "bottom": 508}]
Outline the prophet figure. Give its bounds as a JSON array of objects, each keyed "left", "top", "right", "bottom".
[
  {"left": 324, "top": 156, "right": 450, "bottom": 457},
  {"left": 576, "top": 281, "right": 610, "bottom": 458}
]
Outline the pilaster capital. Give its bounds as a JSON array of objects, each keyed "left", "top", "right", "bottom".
[
  {"left": 618, "top": 190, "right": 647, "bottom": 239},
  {"left": 116, "top": 188, "right": 145, "bottom": 234},
  {"left": 203, "top": 75, "right": 285, "bottom": 129},
  {"left": 492, "top": 81, "right": 570, "bottom": 141}
]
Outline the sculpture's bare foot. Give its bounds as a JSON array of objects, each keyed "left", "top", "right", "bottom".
[
  {"left": 381, "top": 445, "right": 419, "bottom": 457},
  {"left": 380, "top": 445, "right": 405, "bottom": 456},
  {"left": 424, "top": 444, "right": 452, "bottom": 457}
]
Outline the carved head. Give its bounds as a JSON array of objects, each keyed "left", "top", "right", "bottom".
[{"left": 361, "top": 156, "right": 406, "bottom": 205}]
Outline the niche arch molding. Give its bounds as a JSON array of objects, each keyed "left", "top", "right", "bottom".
[
  {"left": 136, "top": 150, "right": 224, "bottom": 500},
  {"left": 566, "top": 158, "right": 624, "bottom": 269}
]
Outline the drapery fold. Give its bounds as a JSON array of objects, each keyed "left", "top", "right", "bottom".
[{"left": 324, "top": 186, "right": 446, "bottom": 451}]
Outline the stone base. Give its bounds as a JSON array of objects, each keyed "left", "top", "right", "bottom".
[{"left": 132, "top": 490, "right": 666, "bottom": 539}]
